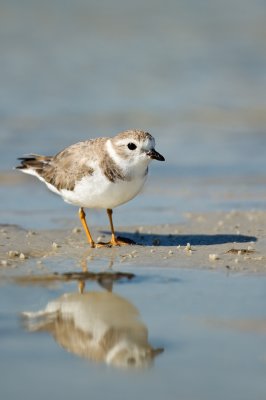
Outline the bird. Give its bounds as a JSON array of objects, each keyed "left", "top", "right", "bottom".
[{"left": 16, "top": 129, "right": 165, "bottom": 247}]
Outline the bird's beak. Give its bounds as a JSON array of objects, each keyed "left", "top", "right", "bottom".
[{"left": 146, "top": 149, "right": 165, "bottom": 161}]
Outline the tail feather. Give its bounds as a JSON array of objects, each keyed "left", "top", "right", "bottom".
[{"left": 16, "top": 155, "right": 52, "bottom": 172}]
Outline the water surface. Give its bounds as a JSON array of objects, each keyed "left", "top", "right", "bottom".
[{"left": 1, "top": 265, "right": 266, "bottom": 400}]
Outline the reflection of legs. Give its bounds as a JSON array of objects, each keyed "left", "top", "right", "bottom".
[
  {"left": 78, "top": 253, "right": 89, "bottom": 293},
  {"left": 79, "top": 208, "right": 95, "bottom": 248},
  {"left": 78, "top": 280, "right": 85, "bottom": 294}
]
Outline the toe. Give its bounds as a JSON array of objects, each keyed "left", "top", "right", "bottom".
[{"left": 111, "top": 236, "right": 136, "bottom": 246}]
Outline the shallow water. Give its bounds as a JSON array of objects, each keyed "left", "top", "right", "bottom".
[{"left": 1, "top": 265, "right": 266, "bottom": 400}]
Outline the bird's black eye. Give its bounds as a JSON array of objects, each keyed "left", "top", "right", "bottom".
[{"left": 127, "top": 142, "right": 137, "bottom": 151}]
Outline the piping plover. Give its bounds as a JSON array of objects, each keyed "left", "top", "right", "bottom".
[{"left": 16, "top": 129, "right": 165, "bottom": 247}]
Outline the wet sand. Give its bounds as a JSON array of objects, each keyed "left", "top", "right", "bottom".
[{"left": 1, "top": 210, "right": 265, "bottom": 276}]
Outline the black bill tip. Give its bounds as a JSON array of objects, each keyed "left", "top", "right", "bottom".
[{"left": 146, "top": 149, "right": 165, "bottom": 161}]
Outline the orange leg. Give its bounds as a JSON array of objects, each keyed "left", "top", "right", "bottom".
[
  {"left": 79, "top": 207, "right": 134, "bottom": 248},
  {"left": 106, "top": 209, "right": 134, "bottom": 246},
  {"left": 107, "top": 208, "right": 118, "bottom": 246},
  {"left": 78, "top": 207, "right": 95, "bottom": 248}
]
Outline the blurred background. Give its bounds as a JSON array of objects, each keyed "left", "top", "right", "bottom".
[{"left": 1, "top": 0, "right": 266, "bottom": 229}]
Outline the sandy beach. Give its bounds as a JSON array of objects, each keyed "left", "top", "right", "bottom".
[{"left": 1, "top": 210, "right": 265, "bottom": 278}]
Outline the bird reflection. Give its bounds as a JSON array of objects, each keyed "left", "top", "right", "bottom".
[{"left": 22, "top": 273, "right": 163, "bottom": 369}]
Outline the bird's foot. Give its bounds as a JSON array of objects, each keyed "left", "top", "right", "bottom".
[
  {"left": 112, "top": 236, "right": 136, "bottom": 246},
  {"left": 95, "top": 236, "right": 136, "bottom": 248}
]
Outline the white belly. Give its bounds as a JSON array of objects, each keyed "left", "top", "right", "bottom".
[{"left": 59, "top": 171, "right": 147, "bottom": 209}]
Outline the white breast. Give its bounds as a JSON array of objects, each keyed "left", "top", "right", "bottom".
[{"left": 59, "top": 167, "right": 147, "bottom": 209}]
